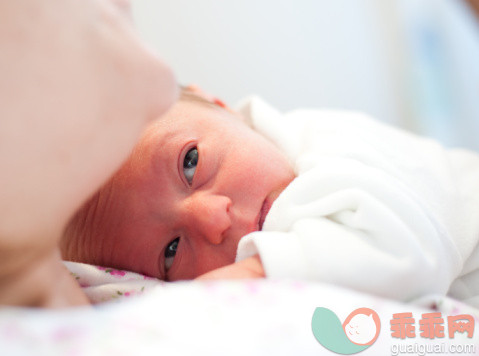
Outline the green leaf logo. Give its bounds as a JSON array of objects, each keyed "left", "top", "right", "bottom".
[{"left": 311, "top": 307, "right": 380, "bottom": 354}]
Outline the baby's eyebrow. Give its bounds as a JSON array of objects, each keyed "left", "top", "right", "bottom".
[
  {"left": 157, "top": 249, "right": 166, "bottom": 281},
  {"left": 147, "top": 130, "right": 181, "bottom": 175}
]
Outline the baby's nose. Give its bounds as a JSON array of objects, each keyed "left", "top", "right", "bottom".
[{"left": 183, "top": 193, "right": 232, "bottom": 245}]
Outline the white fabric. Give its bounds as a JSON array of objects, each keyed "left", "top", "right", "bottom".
[
  {"left": 235, "top": 97, "right": 479, "bottom": 305},
  {"left": 2, "top": 278, "right": 478, "bottom": 355}
]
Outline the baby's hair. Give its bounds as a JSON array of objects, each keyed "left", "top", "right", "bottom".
[{"left": 178, "top": 85, "right": 227, "bottom": 110}]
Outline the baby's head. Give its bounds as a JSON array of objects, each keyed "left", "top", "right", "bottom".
[{"left": 61, "top": 87, "right": 295, "bottom": 281}]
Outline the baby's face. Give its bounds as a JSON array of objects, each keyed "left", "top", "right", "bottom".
[{"left": 64, "top": 99, "right": 295, "bottom": 280}]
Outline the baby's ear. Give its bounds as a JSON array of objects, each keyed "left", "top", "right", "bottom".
[{"left": 182, "top": 84, "right": 229, "bottom": 110}]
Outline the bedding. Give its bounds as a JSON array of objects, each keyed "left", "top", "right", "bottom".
[{"left": 1, "top": 261, "right": 477, "bottom": 355}]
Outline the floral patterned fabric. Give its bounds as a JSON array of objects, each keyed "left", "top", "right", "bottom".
[
  {"left": 0, "top": 263, "right": 478, "bottom": 355},
  {"left": 64, "top": 261, "right": 163, "bottom": 304}
]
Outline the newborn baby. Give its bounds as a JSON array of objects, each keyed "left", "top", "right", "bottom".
[
  {"left": 62, "top": 86, "right": 294, "bottom": 281},
  {"left": 62, "top": 86, "right": 479, "bottom": 305}
]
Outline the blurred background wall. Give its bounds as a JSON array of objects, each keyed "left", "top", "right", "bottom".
[{"left": 132, "top": 0, "right": 479, "bottom": 151}]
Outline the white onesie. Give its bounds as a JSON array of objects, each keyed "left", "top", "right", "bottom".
[{"left": 235, "top": 97, "right": 479, "bottom": 307}]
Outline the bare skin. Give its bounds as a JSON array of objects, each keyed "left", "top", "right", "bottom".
[
  {"left": 0, "top": 0, "right": 177, "bottom": 307},
  {"left": 196, "top": 255, "right": 265, "bottom": 280}
]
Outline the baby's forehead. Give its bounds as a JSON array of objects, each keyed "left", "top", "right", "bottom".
[
  {"left": 138, "top": 98, "right": 252, "bottom": 159},
  {"left": 165, "top": 99, "right": 211, "bottom": 125},
  {"left": 163, "top": 99, "right": 240, "bottom": 130}
]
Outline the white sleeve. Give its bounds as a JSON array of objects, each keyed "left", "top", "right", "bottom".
[{"left": 236, "top": 158, "right": 462, "bottom": 301}]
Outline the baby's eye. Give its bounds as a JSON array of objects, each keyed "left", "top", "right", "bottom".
[
  {"left": 165, "top": 237, "right": 180, "bottom": 272},
  {"left": 183, "top": 147, "right": 198, "bottom": 185}
]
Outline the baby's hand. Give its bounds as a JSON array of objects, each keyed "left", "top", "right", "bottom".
[{"left": 195, "top": 255, "right": 265, "bottom": 280}]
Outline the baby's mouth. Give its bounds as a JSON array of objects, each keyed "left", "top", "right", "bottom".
[{"left": 257, "top": 198, "right": 272, "bottom": 231}]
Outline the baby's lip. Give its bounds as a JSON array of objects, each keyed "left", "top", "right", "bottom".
[{"left": 257, "top": 198, "right": 272, "bottom": 231}]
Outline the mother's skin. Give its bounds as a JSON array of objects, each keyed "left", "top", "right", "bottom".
[{"left": 0, "top": 0, "right": 177, "bottom": 307}]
